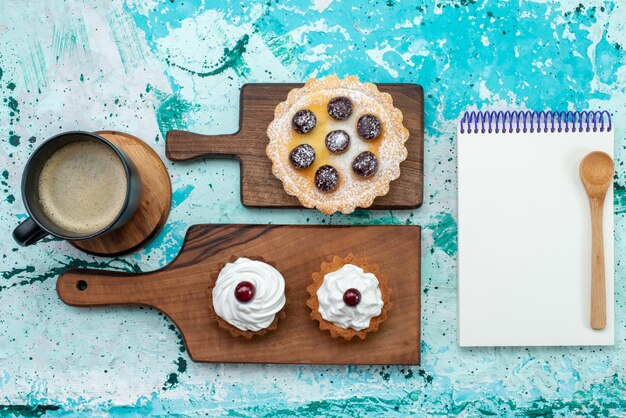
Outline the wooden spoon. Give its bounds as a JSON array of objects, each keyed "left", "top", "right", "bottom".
[{"left": 580, "top": 151, "right": 614, "bottom": 330}]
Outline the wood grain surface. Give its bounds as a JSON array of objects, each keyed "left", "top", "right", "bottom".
[
  {"left": 165, "top": 83, "right": 424, "bottom": 209},
  {"left": 58, "top": 224, "right": 421, "bottom": 365},
  {"left": 71, "top": 131, "right": 172, "bottom": 256}
]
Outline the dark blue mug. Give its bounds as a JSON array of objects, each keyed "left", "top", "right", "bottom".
[{"left": 13, "top": 131, "right": 142, "bottom": 246}]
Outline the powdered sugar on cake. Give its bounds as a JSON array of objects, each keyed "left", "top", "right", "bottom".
[{"left": 266, "top": 76, "right": 409, "bottom": 214}]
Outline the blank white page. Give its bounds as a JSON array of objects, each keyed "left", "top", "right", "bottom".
[{"left": 458, "top": 126, "right": 614, "bottom": 346}]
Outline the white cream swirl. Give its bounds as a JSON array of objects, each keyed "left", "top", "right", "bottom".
[
  {"left": 317, "top": 264, "right": 383, "bottom": 331},
  {"left": 212, "top": 258, "right": 286, "bottom": 331}
]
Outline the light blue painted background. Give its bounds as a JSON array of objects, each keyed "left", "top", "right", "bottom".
[{"left": 0, "top": 0, "right": 625, "bottom": 416}]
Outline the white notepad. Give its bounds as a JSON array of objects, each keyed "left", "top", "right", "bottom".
[{"left": 458, "top": 111, "right": 614, "bottom": 346}]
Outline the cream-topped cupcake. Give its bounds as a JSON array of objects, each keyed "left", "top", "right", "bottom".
[
  {"left": 316, "top": 264, "right": 384, "bottom": 331},
  {"left": 208, "top": 256, "right": 286, "bottom": 339},
  {"left": 307, "top": 254, "right": 391, "bottom": 340}
]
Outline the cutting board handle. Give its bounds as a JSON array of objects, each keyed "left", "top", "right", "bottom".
[
  {"left": 165, "top": 130, "right": 244, "bottom": 162},
  {"left": 57, "top": 268, "right": 161, "bottom": 307}
]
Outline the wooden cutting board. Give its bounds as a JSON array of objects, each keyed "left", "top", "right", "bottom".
[
  {"left": 165, "top": 83, "right": 424, "bottom": 209},
  {"left": 57, "top": 224, "right": 421, "bottom": 365}
]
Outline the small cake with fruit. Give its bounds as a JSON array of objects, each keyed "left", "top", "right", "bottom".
[
  {"left": 266, "top": 75, "right": 409, "bottom": 214},
  {"left": 208, "top": 256, "right": 286, "bottom": 339},
  {"left": 306, "top": 254, "right": 391, "bottom": 340}
]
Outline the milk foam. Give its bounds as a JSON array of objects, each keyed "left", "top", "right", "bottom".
[{"left": 37, "top": 140, "right": 127, "bottom": 235}]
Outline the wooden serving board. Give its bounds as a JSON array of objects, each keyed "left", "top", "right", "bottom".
[
  {"left": 165, "top": 83, "right": 424, "bottom": 209},
  {"left": 57, "top": 224, "right": 421, "bottom": 365}
]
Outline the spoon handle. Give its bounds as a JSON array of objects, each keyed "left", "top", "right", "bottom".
[{"left": 590, "top": 198, "right": 606, "bottom": 330}]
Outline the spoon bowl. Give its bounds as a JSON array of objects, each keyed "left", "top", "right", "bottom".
[{"left": 580, "top": 151, "right": 614, "bottom": 197}]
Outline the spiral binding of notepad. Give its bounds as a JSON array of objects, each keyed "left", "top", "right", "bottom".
[{"left": 459, "top": 110, "right": 612, "bottom": 134}]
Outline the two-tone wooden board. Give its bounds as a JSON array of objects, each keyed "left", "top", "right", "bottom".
[
  {"left": 165, "top": 83, "right": 424, "bottom": 209},
  {"left": 57, "top": 224, "right": 421, "bottom": 365}
]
